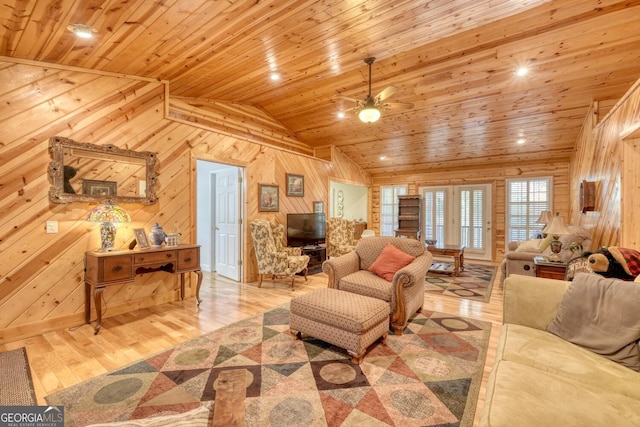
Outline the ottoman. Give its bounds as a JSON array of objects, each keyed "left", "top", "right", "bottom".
[{"left": 290, "top": 288, "right": 390, "bottom": 364}]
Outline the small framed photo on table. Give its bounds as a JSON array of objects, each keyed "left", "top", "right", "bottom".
[
  {"left": 133, "top": 228, "right": 149, "bottom": 248},
  {"left": 313, "top": 201, "right": 324, "bottom": 213}
]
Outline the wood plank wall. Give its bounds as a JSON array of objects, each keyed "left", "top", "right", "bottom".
[
  {"left": 370, "top": 164, "right": 570, "bottom": 262},
  {"left": 0, "top": 57, "right": 370, "bottom": 343},
  {"left": 569, "top": 78, "right": 640, "bottom": 249}
]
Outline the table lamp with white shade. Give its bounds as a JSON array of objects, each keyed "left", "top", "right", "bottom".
[
  {"left": 87, "top": 202, "right": 131, "bottom": 251},
  {"left": 536, "top": 210, "right": 552, "bottom": 237},
  {"left": 543, "top": 213, "right": 570, "bottom": 262}
]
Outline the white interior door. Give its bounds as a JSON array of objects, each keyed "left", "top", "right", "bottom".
[
  {"left": 421, "top": 184, "right": 492, "bottom": 260},
  {"left": 215, "top": 168, "right": 241, "bottom": 281}
]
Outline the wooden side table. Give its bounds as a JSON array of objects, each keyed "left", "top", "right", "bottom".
[
  {"left": 427, "top": 244, "right": 465, "bottom": 276},
  {"left": 534, "top": 256, "right": 566, "bottom": 280}
]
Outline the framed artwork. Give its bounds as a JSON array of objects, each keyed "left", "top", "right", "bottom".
[
  {"left": 133, "top": 228, "right": 150, "bottom": 248},
  {"left": 286, "top": 173, "right": 304, "bottom": 197},
  {"left": 258, "top": 184, "right": 279, "bottom": 212},
  {"left": 313, "top": 201, "right": 324, "bottom": 213},
  {"left": 83, "top": 179, "right": 117, "bottom": 197}
]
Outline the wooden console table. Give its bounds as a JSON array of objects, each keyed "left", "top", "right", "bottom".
[{"left": 84, "top": 244, "right": 203, "bottom": 334}]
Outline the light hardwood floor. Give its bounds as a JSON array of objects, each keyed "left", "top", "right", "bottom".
[{"left": 1, "top": 266, "right": 503, "bottom": 426}]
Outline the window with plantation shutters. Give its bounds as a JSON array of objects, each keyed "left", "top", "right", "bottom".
[
  {"left": 460, "top": 188, "right": 484, "bottom": 250},
  {"left": 424, "top": 188, "right": 447, "bottom": 243},
  {"left": 379, "top": 185, "right": 408, "bottom": 236},
  {"left": 506, "top": 177, "right": 553, "bottom": 242}
]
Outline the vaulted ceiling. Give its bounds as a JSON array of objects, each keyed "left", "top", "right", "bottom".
[{"left": 2, "top": 0, "right": 640, "bottom": 175}]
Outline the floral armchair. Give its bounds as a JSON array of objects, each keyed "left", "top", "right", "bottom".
[
  {"left": 249, "top": 219, "right": 309, "bottom": 289},
  {"left": 326, "top": 217, "right": 356, "bottom": 258}
]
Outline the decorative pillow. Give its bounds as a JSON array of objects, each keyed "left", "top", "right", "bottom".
[
  {"left": 368, "top": 243, "right": 416, "bottom": 281},
  {"left": 547, "top": 273, "right": 640, "bottom": 371},
  {"left": 515, "top": 239, "right": 542, "bottom": 253},
  {"left": 538, "top": 234, "right": 554, "bottom": 252}
]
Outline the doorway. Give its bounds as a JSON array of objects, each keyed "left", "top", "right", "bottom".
[
  {"left": 328, "top": 180, "right": 368, "bottom": 221},
  {"left": 196, "top": 160, "right": 243, "bottom": 281},
  {"left": 419, "top": 184, "right": 492, "bottom": 261}
]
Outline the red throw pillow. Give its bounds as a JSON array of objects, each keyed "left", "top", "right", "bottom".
[{"left": 368, "top": 243, "right": 416, "bottom": 281}]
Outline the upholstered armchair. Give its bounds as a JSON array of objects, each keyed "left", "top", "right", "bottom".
[
  {"left": 326, "top": 217, "right": 356, "bottom": 258},
  {"left": 322, "top": 236, "right": 433, "bottom": 335},
  {"left": 249, "top": 219, "right": 309, "bottom": 289},
  {"left": 500, "top": 225, "right": 592, "bottom": 285}
]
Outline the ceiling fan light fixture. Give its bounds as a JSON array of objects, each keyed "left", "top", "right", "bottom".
[{"left": 358, "top": 105, "right": 381, "bottom": 123}]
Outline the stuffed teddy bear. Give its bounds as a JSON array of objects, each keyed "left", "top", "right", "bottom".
[{"left": 585, "top": 246, "right": 640, "bottom": 282}]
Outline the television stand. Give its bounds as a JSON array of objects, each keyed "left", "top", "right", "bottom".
[{"left": 296, "top": 246, "right": 326, "bottom": 275}]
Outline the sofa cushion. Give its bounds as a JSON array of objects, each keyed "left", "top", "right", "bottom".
[
  {"left": 480, "top": 360, "right": 640, "bottom": 427},
  {"left": 496, "top": 323, "right": 640, "bottom": 400},
  {"left": 514, "top": 239, "right": 542, "bottom": 253},
  {"left": 547, "top": 273, "right": 640, "bottom": 371},
  {"left": 368, "top": 242, "right": 416, "bottom": 281},
  {"left": 538, "top": 233, "right": 554, "bottom": 251},
  {"left": 541, "top": 225, "right": 591, "bottom": 261},
  {"left": 339, "top": 270, "right": 392, "bottom": 302}
]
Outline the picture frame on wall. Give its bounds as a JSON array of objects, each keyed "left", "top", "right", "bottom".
[
  {"left": 259, "top": 184, "right": 279, "bottom": 212},
  {"left": 133, "top": 228, "right": 150, "bottom": 248},
  {"left": 83, "top": 179, "right": 117, "bottom": 196},
  {"left": 313, "top": 201, "right": 324, "bottom": 213},
  {"left": 286, "top": 173, "right": 304, "bottom": 197}
]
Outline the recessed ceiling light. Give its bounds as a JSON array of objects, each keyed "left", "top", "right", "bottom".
[
  {"left": 379, "top": 155, "right": 387, "bottom": 160},
  {"left": 270, "top": 72, "right": 281, "bottom": 81},
  {"left": 516, "top": 67, "right": 528, "bottom": 77},
  {"left": 517, "top": 138, "right": 526, "bottom": 144},
  {"left": 67, "top": 24, "right": 97, "bottom": 39},
  {"left": 337, "top": 112, "right": 345, "bottom": 119}
]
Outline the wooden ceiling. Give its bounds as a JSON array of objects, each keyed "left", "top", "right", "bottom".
[{"left": 2, "top": 0, "right": 640, "bottom": 176}]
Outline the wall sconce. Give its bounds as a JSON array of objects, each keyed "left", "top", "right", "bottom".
[{"left": 580, "top": 180, "right": 596, "bottom": 213}]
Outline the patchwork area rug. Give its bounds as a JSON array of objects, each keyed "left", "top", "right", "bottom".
[
  {"left": 0, "top": 347, "right": 37, "bottom": 405},
  {"left": 426, "top": 263, "right": 497, "bottom": 303},
  {"left": 46, "top": 306, "right": 490, "bottom": 427}
]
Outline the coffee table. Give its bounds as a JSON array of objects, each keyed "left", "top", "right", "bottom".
[{"left": 427, "top": 244, "right": 465, "bottom": 276}]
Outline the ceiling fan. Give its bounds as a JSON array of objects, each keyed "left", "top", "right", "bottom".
[{"left": 339, "top": 57, "right": 414, "bottom": 123}]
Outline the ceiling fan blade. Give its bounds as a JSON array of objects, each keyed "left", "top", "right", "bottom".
[
  {"left": 336, "top": 94, "right": 359, "bottom": 103},
  {"left": 382, "top": 101, "right": 414, "bottom": 110},
  {"left": 376, "top": 85, "right": 398, "bottom": 101}
]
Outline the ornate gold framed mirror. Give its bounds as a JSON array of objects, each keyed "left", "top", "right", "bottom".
[{"left": 48, "top": 136, "right": 157, "bottom": 204}]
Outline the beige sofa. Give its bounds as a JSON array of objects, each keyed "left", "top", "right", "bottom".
[
  {"left": 500, "top": 225, "right": 592, "bottom": 284},
  {"left": 480, "top": 274, "right": 640, "bottom": 427}
]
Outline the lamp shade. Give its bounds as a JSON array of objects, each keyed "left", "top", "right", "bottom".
[
  {"left": 87, "top": 202, "right": 131, "bottom": 251},
  {"left": 543, "top": 213, "right": 570, "bottom": 236},
  {"left": 536, "top": 210, "right": 552, "bottom": 224},
  {"left": 87, "top": 203, "right": 131, "bottom": 223}
]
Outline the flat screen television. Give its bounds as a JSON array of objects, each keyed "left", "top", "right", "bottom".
[{"left": 287, "top": 213, "right": 326, "bottom": 247}]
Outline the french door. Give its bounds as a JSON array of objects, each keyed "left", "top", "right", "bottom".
[{"left": 420, "top": 184, "right": 492, "bottom": 260}]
